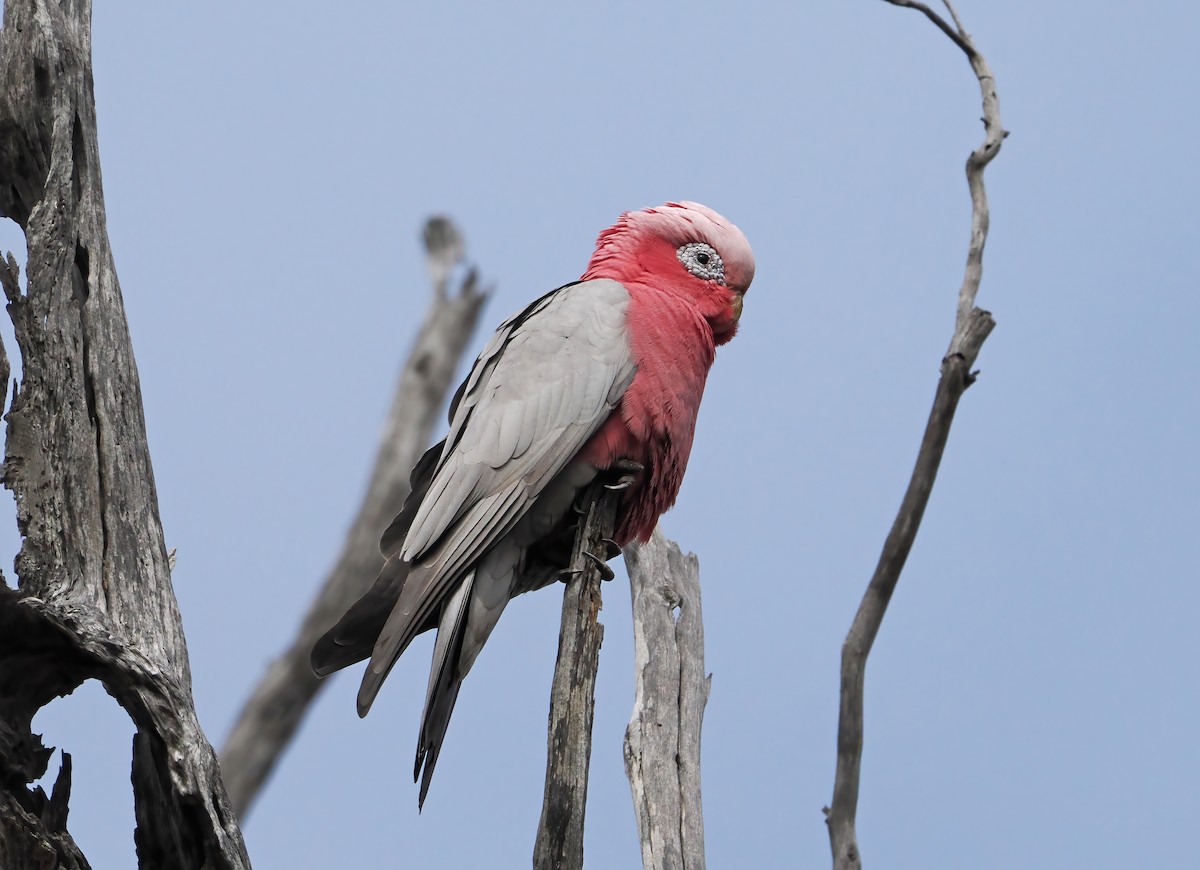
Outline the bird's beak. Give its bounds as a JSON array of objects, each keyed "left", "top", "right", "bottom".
[{"left": 731, "top": 291, "right": 744, "bottom": 322}]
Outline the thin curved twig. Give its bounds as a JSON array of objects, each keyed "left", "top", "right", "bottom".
[{"left": 824, "top": 4, "right": 1005, "bottom": 868}]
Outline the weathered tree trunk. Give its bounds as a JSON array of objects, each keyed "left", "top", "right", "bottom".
[
  {"left": 624, "top": 530, "right": 709, "bottom": 870},
  {"left": 0, "top": 1, "right": 250, "bottom": 866}
]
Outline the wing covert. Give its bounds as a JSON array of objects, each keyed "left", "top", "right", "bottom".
[{"left": 402, "top": 278, "right": 636, "bottom": 564}]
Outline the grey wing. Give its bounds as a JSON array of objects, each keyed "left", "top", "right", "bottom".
[{"left": 357, "top": 278, "right": 636, "bottom": 713}]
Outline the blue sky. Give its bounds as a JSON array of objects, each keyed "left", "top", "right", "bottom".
[{"left": 4, "top": 1, "right": 1198, "bottom": 867}]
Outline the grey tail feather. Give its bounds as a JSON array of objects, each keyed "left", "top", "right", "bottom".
[
  {"left": 414, "top": 573, "right": 473, "bottom": 810},
  {"left": 311, "top": 555, "right": 426, "bottom": 678},
  {"left": 356, "top": 569, "right": 462, "bottom": 717},
  {"left": 356, "top": 637, "right": 402, "bottom": 718},
  {"left": 416, "top": 676, "right": 463, "bottom": 811}
]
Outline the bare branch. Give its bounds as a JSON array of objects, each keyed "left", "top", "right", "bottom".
[
  {"left": 533, "top": 485, "right": 620, "bottom": 870},
  {"left": 940, "top": 0, "right": 967, "bottom": 37},
  {"left": 0, "top": 0, "right": 250, "bottom": 865},
  {"left": 881, "top": 1, "right": 973, "bottom": 56},
  {"left": 825, "top": 5, "right": 1005, "bottom": 869},
  {"left": 219, "top": 224, "right": 487, "bottom": 819},
  {"left": 623, "top": 529, "right": 709, "bottom": 870},
  {"left": 423, "top": 215, "right": 466, "bottom": 296}
]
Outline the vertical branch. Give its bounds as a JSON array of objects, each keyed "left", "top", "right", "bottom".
[
  {"left": 623, "top": 529, "right": 709, "bottom": 870},
  {"left": 825, "top": 3, "right": 1005, "bottom": 869},
  {"left": 533, "top": 484, "right": 619, "bottom": 870},
  {"left": 219, "top": 220, "right": 487, "bottom": 820}
]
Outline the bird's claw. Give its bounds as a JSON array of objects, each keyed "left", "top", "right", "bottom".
[
  {"left": 603, "top": 459, "right": 645, "bottom": 492},
  {"left": 582, "top": 551, "right": 616, "bottom": 581},
  {"left": 557, "top": 568, "right": 582, "bottom": 583},
  {"left": 599, "top": 538, "right": 622, "bottom": 560}
]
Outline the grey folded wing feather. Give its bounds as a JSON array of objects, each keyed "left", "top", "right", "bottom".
[
  {"left": 356, "top": 277, "right": 637, "bottom": 713},
  {"left": 310, "top": 438, "right": 445, "bottom": 677}
]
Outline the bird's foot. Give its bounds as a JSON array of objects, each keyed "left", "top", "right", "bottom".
[
  {"left": 571, "top": 461, "right": 644, "bottom": 515},
  {"left": 603, "top": 459, "right": 644, "bottom": 492}
]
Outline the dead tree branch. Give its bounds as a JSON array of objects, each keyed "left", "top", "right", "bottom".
[
  {"left": 533, "top": 485, "right": 620, "bottom": 870},
  {"left": 0, "top": 1, "right": 250, "bottom": 866},
  {"left": 219, "top": 219, "right": 488, "bottom": 819},
  {"left": 624, "top": 529, "right": 709, "bottom": 870},
  {"left": 825, "top": 3, "right": 1005, "bottom": 869}
]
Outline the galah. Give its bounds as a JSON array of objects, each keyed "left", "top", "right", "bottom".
[{"left": 312, "top": 201, "right": 754, "bottom": 806}]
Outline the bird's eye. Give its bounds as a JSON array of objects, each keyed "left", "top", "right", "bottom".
[{"left": 676, "top": 242, "right": 725, "bottom": 283}]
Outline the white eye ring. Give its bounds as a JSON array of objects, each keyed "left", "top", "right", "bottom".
[{"left": 677, "top": 242, "right": 725, "bottom": 283}]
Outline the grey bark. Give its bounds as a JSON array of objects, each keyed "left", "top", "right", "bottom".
[
  {"left": 533, "top": 485, "right": 619, "bottom": 870},
  {"left": 0, "top": 1, "right": 250, "bottom": 867},
  {"left": 219, "top": 221, "right": 487, "bottom": 819},
  {"left": 824, "top": 3, "right": 1005, "bottom": 869},
  {"left": 623, "top": 529, "right": 709, "bottom": 870}
]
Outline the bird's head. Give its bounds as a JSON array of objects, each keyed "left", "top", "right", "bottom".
[{"left": 582, "top": 201, "right": 755, "bottom": 344}]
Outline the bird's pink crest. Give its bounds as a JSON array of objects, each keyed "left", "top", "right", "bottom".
[{"left": 583, "top": 201, "right": 755, "bottom": 296}]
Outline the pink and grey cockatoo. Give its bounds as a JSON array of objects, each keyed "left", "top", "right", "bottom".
[{"left": 312, "top": 201, "right": 754, "bottom": 806}]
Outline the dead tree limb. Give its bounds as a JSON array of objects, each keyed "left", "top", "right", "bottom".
[
  {"left": 824, "top": 3, "right": 1005, "bottom": 869},
  {"left": 624, "top": 529, "right": 709, "bottom": 870},
  {"left": 0, "top": 1, "right": 250, "bottom": 866},
  {"left": 219, "top": 219, "right": 488, "bottom": 819},
  {"left": 533, "top": 485, "right": 620, "bottom": 870}
]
